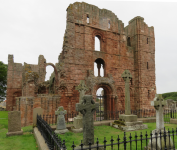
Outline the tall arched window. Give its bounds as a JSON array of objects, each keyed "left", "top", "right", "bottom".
[
  {"left": 95, "top": 36, "right": 100, "bottom": 51},
  {"left": 94, "top": 58, "right": 105, "bottom": 77}
]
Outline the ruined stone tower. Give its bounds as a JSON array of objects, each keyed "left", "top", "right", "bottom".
[{"left": 6, "top": 2, "right": 156, "bottom": 126}]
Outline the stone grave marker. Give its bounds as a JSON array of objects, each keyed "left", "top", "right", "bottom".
[
  {"left": 54, "top": 106, "right": 69, "bottom": 134},
  {"left": 6, "top": 111, "right": 23, "bottom": 136},
  {"left": 112, "top": 70, "right": 147, "bottom": 131},
  {"left": 76, "top": 95, "right": 99, "bottom": 146},
  {"left": 146, "top": 94, "right": 173, "bottom": 149},
  {"left": 73, "top": 80, "right": 89, "bottom": 131},
  {"left": 33, "top": 107, "right": 44, "bottom": 126}
]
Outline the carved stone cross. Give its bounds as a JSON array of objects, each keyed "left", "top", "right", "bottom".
[
  {"left": 151, "top": 94, "right": 167, "bottom": 130},
  {"left": 121, "top": 70, "right": 132, "bottom": 115},
  {"left": 55, "top": 106, "right": 67, "bottom": 130},
  {"left": 76, "top": 95, "right": 99, "bottom": 145},
  {"left": 75, "top": 80, "right": 89, "bottom": 103}
]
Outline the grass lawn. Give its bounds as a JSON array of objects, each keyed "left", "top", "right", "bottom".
[
  {"left": 0, "top": 111, "right": 38, "bottom": 150},
  {"left": 58, "top": 123, "right": 177, "bottom": 150}
]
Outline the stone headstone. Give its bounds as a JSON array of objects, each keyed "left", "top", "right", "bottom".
[
  {"left": 33, "top": 107, "right": 44, "bottom": 126},
  {"left": 6, "top": 111, "right": 23, "bottom": 136},
  {"left": 73, "top": 80, "right": 89, "bottom": 130},
  {"left": 146, "top": 94, "right": 173, "bottom": 149},
  {"left": 76, "top": 95, "right": 99, "bottom": 145},
  {"left": 151, "top": 94, "right": 167, "bottom": 130},
  {"left": 54, "top": 106, "right": 68, "bottom": 134}
]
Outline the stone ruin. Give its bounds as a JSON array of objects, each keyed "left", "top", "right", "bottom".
[{"left": 6, "top": 2, "right": 156, "bottom": 126}]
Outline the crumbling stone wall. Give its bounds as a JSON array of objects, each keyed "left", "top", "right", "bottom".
[
  {"left": 6, "top": 2, "right": 156, "bottom": 126},
  {"left": 57, "top": 2, "right": 156, "bottom": 111}
]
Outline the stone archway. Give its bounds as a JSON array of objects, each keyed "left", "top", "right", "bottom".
[
  {"left": 93, "top": 83, "right": 115, "bottom": 113},
  {"left": 45, "top": 63, "right": 59, "bottom": 86}
]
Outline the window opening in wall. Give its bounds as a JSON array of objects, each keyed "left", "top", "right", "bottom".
[
  {"left": 131, "top": 79, "right": 133, "bottom": 85},
  {"left": 45, "top": 66, "right": 54, "bottom": 81},
  {"left": 147, "top": 38, "right": 148, "bottom": 44},
  {"left": 147, "top": 62, "right": 148, "bottom": 69},
  {"left": 87, "top": 14, "right": 89, "bottom": 23},
  {"left": 94, "top": 58, "right": 105, "bottom": 77},
  {"left": 108, "top": 20, "right": 110, "bottom": 29},
  {"left": 95, "top": 36, "right": 100, "bottom": 51},
  {"left": 100, "top": 64, "right": 104, "bottom": 77},
  {"left": 94, "top": 62, "right": 98, "bottom": 77},
  {"left": 127, "top": 37, "right": 131, "bottom": 46}
]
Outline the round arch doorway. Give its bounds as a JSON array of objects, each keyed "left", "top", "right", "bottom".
[{"left": 94, "top": 83, "right": 115, "bottom": 120}]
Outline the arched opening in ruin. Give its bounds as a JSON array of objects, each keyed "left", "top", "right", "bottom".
[
  {"left": 44, "top": 63, "right": 59, "bottom": 94},
  {"left": 108, "top": 20, "right": 110, "bottom": 29},
  {"left": 94, "top": 58, "right": 105, "bottom": 77},
  {"left": 95, "top": 36, "right": 100, "bottom": 51},
  {"left": 87, "top": 14, "right": 89, "bottom": 23},
  {"left": 94, "top": 83, "right": 114, "bottom": 120}
]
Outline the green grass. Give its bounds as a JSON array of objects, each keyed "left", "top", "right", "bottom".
[
  {"left": 0, "top": 111, "right": 38, "bottom": 150},
  {"left": 58, "top": 123, "right": 177, "bottom": 150}
]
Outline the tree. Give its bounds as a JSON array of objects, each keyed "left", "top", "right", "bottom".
[{"left": 0, "top": 61, "right": 7, "bottom": 102}]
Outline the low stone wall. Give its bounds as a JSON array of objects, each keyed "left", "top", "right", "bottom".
[{"left": 170, "top": 118, "right": 177, "bottom": 124}]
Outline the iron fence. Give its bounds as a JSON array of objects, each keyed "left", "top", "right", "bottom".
[{"left": 37, "top": 114, "right": 177, "bottom": 150}]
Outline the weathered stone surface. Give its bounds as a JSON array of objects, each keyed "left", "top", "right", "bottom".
[
  {"left": 146, "top": 94, "right": 173, "bottom": 150},
  {"left": 8, "top": 111, "right": 21, "bottom": 132},
  {"left": 151, "top": 94, "right": 167, "bottom": 130},
  {"left": 6, "top": 2, "right": 156, "bottom": 127},
  {"left": 76, "top": 95, "right": 99, "bottom": 145},
  {"left": 55, "top": 106, "right": 67, "bottom": 130},
  {"left": 6, "top": 111, "right": 23, "bottom": 136},
  {"left": 33, "top": 107, "right": 44, "bottom": 126}
]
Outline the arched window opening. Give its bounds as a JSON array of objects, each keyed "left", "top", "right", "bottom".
[
  {"left": 87, "top": 14, "right": 89, "bottom": 23},
  {"left": 127, "top": 37, "right": 131, "bottom": 46},
  {"left": 94, "top": 58, "right": 105, "bottom": 77},
  {"left": 147, "top": 38, "right": 148, "bottom": 44},
  {"left": 95, "top": 36, "right": 100, "bottom": 51},
  {"left": 108, "top": 20, "right": 110, "bottom": 29},
  {"left": 45, "top": 66, "right": 54, "bottom": 81}
]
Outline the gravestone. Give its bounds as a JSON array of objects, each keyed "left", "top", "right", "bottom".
[
  {"left": 76, "top": 95, "right": 99, "bottom": 145},
  {"left": 73, "top": 80, "right": 89, "bottom": 131},
  {"left": 112, "top": 70, "right": 147, "bottom": 131},
  {"left": 54, "top": 106, "right": 69, "bottom": 134},
  {"left": 146, "top": 94, "right": 173, "bottom": 149},
  {"left": 6, "top": 111, "right": 23, "bottom": 136},
  {"left": 33, "top": 107, "right": 44, "bottom": 126}
]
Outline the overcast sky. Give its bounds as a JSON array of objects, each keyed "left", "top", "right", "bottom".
[{"left": 1, "top": 0, "right": 177, "bottom": 94}]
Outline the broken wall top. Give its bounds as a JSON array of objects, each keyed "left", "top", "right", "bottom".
[{"left": 66, "top": 2, "right": 124, "bottom": 34}]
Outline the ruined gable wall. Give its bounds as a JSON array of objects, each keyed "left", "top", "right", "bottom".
[{"left": 58, "top": 2, "right": 136, "bottom": 111}]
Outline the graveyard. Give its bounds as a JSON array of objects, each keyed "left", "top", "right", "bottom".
[{"left": 2, "top": 1, "right": 177, "bottom": 150}]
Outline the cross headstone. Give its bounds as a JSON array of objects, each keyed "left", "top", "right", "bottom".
[
  {"left": 121, "top": 70, "right": 132, "bottom": 115},
  {"left": 55, "top": 106, "right": 67, "bottom": 130},
  {"left": 151, "top": 94, "right": 167, "bottom": 130},
  {"left": 76, "top": 95, "right": 99, "bottom": 145},
  {"left": 75, "top": 80, "right": 89, "bottom": 103}
]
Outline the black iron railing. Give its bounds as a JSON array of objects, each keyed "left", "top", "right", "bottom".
[
  {"left": 37, "top": 114, "right": 177, "bottom": 150},
  {"left": 37, "top": 114, "right": 66, "bottom": 150},
  {"left": 41, "top": 109, "right": 177, "bottom": 125}
]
